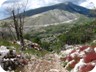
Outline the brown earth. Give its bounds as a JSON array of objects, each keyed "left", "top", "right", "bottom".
[{"left": 18, "top": 53, "right": 68, "bottom": 72}]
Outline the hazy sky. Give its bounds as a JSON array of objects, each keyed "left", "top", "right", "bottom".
[
  {"left": 1, "top": 0, "right": 86, "bottom": 9},
  {"left": 0, "top": 0, "right": 95, "bottom": 19}
]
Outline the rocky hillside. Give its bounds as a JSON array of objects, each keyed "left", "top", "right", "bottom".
[
  {"left": 60, "top": 43, "right": 96, "bottom": 72},
  {"left": 3, "top": 2, "right": 94, "bottom": 30},
  {"left": 23, "top": 2, "right": 94, "bottom": 28},
  {"left": 24, "top": 9, "right": 79, "bottom": 27}
]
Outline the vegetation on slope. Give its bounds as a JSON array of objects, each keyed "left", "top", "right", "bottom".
[
  {"left": 59, "top": 20, "right": 96, "bottom": 45},
  {"left": 23, "top": 18, "right": 95, "bottom": 52}
]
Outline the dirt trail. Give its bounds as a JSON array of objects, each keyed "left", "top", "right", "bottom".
[{"left": 20, "top": 53, "right": 68, "bottom": 72}]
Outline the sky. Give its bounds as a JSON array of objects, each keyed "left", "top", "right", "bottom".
[{"left": 0, "top": 0, "right": 96, "bottom": 19}]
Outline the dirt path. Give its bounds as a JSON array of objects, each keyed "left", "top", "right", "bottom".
[{"left": 20, "top": 53, "right": 68, "bottom": 72}]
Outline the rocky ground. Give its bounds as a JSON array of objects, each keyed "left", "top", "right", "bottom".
[
  {"left": 60, "top": 45, "right": 96, "bottom": 72},
  {"left": 0, "top": 41, "right": 69, "bottom": 72},
  {"left": 19, "top": 53, "right": 68, "bottom": 72}
]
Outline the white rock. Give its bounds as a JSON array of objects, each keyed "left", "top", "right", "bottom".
[
  {"left": 65, "top": 44, "right": 74, "bottom": 49},
  {"left": 70, "top": 51, "right": 78, "bottom": 58},
  {"left": 92, "top": 40, "right": 96, "bottom": 43},
  {"left": 84, "top": 47, "right": 91, "bottom": 53},
  {"left": 50, "top": 69, "right": 59, "bottom": 72},
  {"left": 60, "top": 49, "right": 73, "bottom": 55},
  {"left": 79, "top": 51, "right": 85, "bottom": 57},
  {"left": 0, "top": 65, "right": 6, "bottom": 72},
  {"left": 73, "top": 59, "right": 86, "bottom": 72},
  {"left": 0, "top": 46, "right": 7, "bottom": 50},
  {"left": 65, "top": 60, "right": 75, "bottom": 69},
  {"left": 90, "top": 65, "right": 96, "bottom": 72},
  {"left": 0, "top": 46, "right": 9, "bottom": 57},
  {"left": 94, "top": 48, "right": 96, "bottom": 53},
  {"left": 16, "top": 41, "right": 21, "bottom": 45}
]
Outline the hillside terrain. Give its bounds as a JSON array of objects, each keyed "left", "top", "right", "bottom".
[
  {"left": 0, "top": 2, "right": 96, "bottom": 72},
  {"left": 23, "top": 2, "right": 95, "bottom": 29},
  {"left": 1, "top": 2, "right": 94, "bottom": 33}
]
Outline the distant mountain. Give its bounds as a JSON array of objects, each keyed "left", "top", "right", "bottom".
[
  {"left": 3, "top": 2, "right": 95, "bottom": 31},
  {"left": 23, "top": 2, "right": 94, "bottom": 17},
  {"left": 24, "top": 9, "right": 75, "bottom": 27},
  {"left": 22, "top": 2, "right": 94, "bottom": 28}
]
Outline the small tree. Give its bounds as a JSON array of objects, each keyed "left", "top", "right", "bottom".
[{"left": 2, "top": 0, "right": 28, "bottom": 50}]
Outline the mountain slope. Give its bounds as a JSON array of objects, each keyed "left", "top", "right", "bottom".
[
  {"left": 23, "top": 2, "right": 94, "bottom": 28},
  {"left": 3, "top": 2, "right": 94, "bottom": 31},
  {"left": 24, "top": 9, "right": 79, "bottom": 27},
  {"left": 23, "top": 2, "right": 94, "bottom": 17}
]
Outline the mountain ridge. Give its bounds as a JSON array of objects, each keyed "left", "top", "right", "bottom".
[
  {"left": 23, "top": 2, "right": 95, "bottom": 17},
  {"left": 2, "top": 2, "right": 94, "bottom": 31}
]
